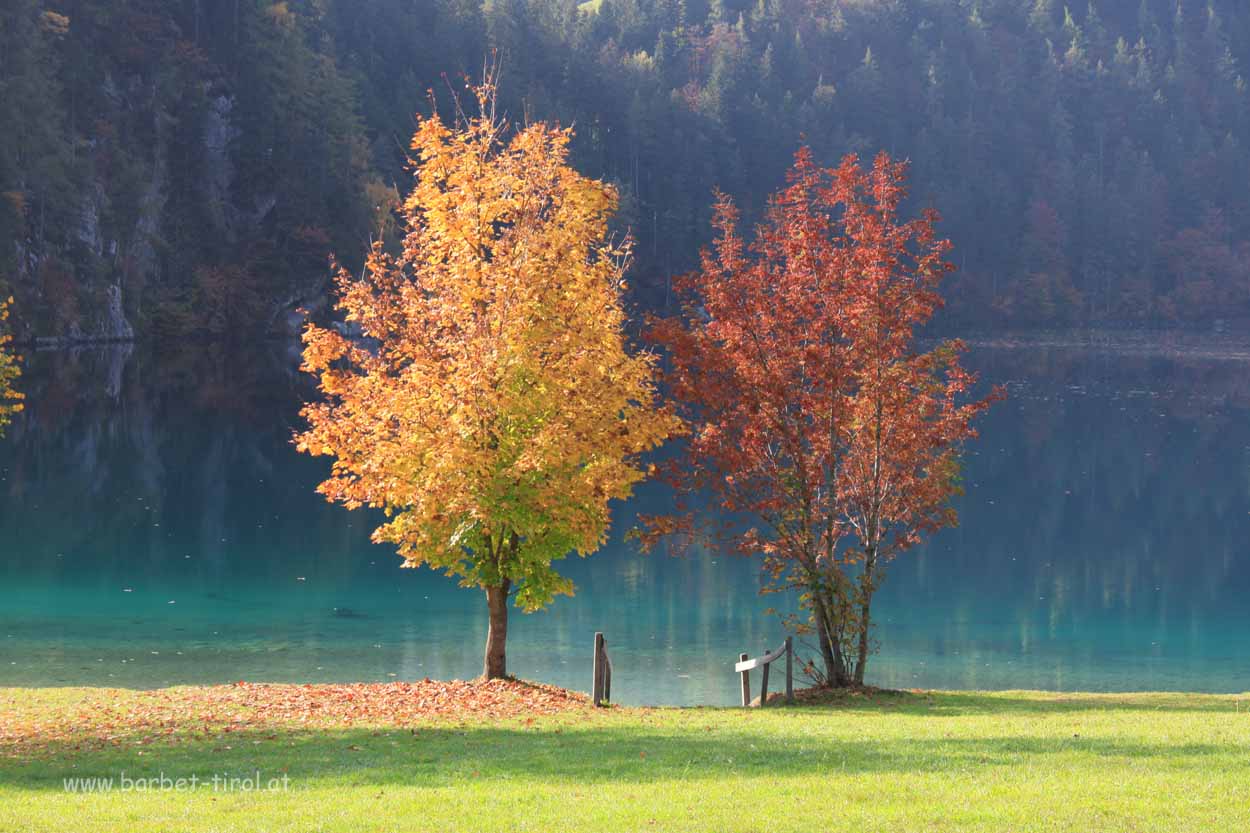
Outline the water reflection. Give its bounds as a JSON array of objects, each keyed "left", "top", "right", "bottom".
[
  {"left": 873, "top": 339, "right": 1250, "bottom": 692},
  {"left": 0, "top": 337, "right": 1248, "bottom": 702},
  {"left": 0, "top": 344, "right": 779, "bottom": 703}
]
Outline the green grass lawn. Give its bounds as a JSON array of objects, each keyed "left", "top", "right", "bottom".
[{"left": 2, "top": 686, "right": 1249, "bottom": 832}]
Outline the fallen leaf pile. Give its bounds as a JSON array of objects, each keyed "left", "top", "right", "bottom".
[{"left": 1, "top": 678, "right": 589, "bottom": 759}]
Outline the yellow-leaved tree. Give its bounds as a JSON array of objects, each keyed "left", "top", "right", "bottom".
[{"left": 297, "top": 76, "right": 680, "bottom": 680}]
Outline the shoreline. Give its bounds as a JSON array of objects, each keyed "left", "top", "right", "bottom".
[{"left": 4, "top": 677, "right": 1247, "bottom": 711}]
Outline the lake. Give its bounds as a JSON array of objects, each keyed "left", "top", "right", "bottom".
[{"left": 1, "top": 334, "right": 1248, "bottom": 704}]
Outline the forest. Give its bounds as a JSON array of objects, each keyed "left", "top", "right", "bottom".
[{"left": 3, "top": 0, "right": 1250, "bottom": 341}]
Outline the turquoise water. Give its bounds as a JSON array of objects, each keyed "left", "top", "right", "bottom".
[{"left": 1, "top": 337, "right": 1248, "bottom": 703}]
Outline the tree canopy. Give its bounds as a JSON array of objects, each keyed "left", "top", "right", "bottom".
[
  {"left": 296, "top": 76, "right": 678, "bottom": 678},
  {"left": 646, "top": 149, "right": 996, "bottom": 685}
]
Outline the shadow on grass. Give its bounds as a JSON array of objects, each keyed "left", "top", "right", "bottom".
[{"left": 3, "top": 716, "right": 1245, "bottom": 792}]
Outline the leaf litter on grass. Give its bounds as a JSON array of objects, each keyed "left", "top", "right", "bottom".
[{"left": 1, "top": 678, "right": 590, "bottom": 759}]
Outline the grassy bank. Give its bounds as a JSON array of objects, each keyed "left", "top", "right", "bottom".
[{"left": 2, "top": 684, "right": 1248, "bottom": 832}]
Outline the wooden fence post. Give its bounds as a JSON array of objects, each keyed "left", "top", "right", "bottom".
[
  {"left": 739, "top": 652, "right": 750, "bottom": 707},
  {"left": 785, "top": 636, "right": 794, "bottom": 703},
  {"left": 736, "top": 639, "right": 794, "bottom": 708},
  {"left": 759, "top": 649, "right": 771, "bottom": 708},
  {"left": 592, "top": 632, "right": 606, "bottom": 707},
  {"left": 604, "top": 639, "right": 612, "bottom": 704}
]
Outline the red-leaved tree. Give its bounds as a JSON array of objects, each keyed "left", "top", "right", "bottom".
[{"left": 644, "top": 148, "right": 999, "bottom": 687}]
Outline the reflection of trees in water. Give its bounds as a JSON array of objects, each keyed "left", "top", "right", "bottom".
[
  {"left": 887, "top": 344, "right": 1250, "bottom": 648},
  {"left": 4, "top": 341, "right": 1247, "bottom": 666},
  {"left": 0, "top": 344, "right": 780, "bottom": 655},
  {"left": 556, "top": 511, "right": 783, "bottom": 663},
  {"left": 0, "top": 301, "right": 23, "bottom": 436},
  {"left": 0, "top": 343, "right": 373, "bottom": 583}
]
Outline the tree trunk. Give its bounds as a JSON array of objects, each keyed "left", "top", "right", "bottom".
[
  {"left": 812, "top": 591, "right": 850, "bottom": 688},
  {"left": 854, "top": 594, "right": 872, "bottom": 686},
  {"left": 832, "top": 631, "right": 850, "bottom": 687},
  {"left": 853, "top": 548, "right": 877, "bottom": 686},
  {"left": 483, "top": 579, "right": 511, "bottom": 680}
]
